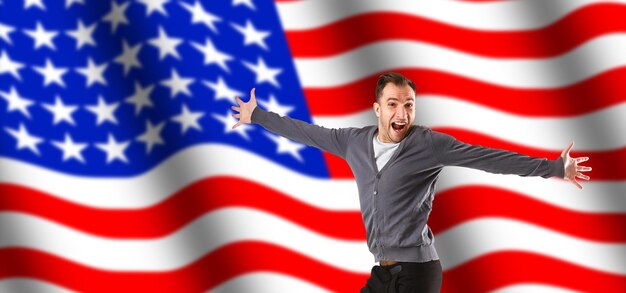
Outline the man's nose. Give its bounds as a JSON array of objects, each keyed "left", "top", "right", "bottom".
[{"left": 395, "top": 107, "right": 406, "bottom": 118}]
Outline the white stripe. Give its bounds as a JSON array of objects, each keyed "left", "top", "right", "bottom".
[
  {"left": 3, "top": 211, "right": 625, "bottom": 275},
  {"left": 294, "top": 35, "right": 626, "bottom": 88},
  {"left": 0, "top": 208, "right": 372, "bottom": 272},
  {"left": 438, "top": 167, "right": 626, "bottom": 213},
  {"left": 3, "top": 145, "right": 626, "bottom": 213},
  {"left": 209, "top": 273, "right": 330, "bottom": 293},
  {"left": 0, "top": 279, "right": 74, "bottom": 293},
  {"left": 278, "top": 0, "right": 626, "bottom": 31},
  {"left": 313, "top": 96, "right": 626, "bottom": 150},
  {"left": 0, "top": 145, "right": 358, "bottom": 210},
  {"left": 436, "top": 218, "right": 626, "bottom": 274},
  {"left": 491, "top": 284, "right": 582, "bottom": 293}
]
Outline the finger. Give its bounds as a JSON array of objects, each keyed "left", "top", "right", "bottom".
[
  {"left": 235, "top": 96, "right": 244, "bottom": 106},
  {"left": 231, "top": 105, "right": 241, "bottom": 112},
  {"left": 575, "top": 157, "right": 589, "bottom": 163},
  {"left": 576, "top": 172, "right": 590, "bottom": 180},
  {"left": 576, "top": 166, "right": 592, "bottom": 172},
  {"left": 574, "top": 180, "right": 583, "bottom": 189},
  {"left": 561, "top": 141, "right": 574, "bottom": 157},
  {"left": 572, "top": 178, "right": 583, "bottom": 190},
  {"left": 250, "top": 88, "right": 256, "bottom": 102},
  {"left": 232, "top": 122, "right": 242, "bottom": 129},
  {"left": 231, "top": 113, "right": 241, "bottom": 119}
]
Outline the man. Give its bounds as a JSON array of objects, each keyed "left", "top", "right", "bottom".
[{"left": 231, "top": 72, "right": 591, "bottom": 292}]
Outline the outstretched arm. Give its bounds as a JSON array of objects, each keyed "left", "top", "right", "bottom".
[
  {"left": 231, "top": 88, "right": 355, "bottom": 159},
  {"left": 432, "top": 131, "right": 592, "bottom": 189}
]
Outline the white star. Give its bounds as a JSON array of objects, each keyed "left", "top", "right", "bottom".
[
  {"left": 52, "top": 133, "right": 88, "bottom": 163},
  {"left": 137, "top": 0, "right": 170, "bottom": 16},
  {"left": 264, "top": 132, "right": 305, "bottom": 162},
  {"left": 160, "top": 69, "right": 194, "bottom": 98},
  {"left": 5, "top": 123, "right": 44, "bottom": 155},
  {"left": 24, "top": 0, "right": 45, "bottom": 10},
  {"left": 96, "top": 133, "right": 130, "bottom": 164},
  {"left": 148, "top": 26, "right": 182, "bottom": 60},
  {"left": 86, "top": 96, "right": 119, "bottom": 125},
  {"left": 259, "top": 95, "right": 294, "bottom": 117},
  {"left": 0, "top": 87, "right": 34, "bottom": 118},
  {"left": 0, "top": 51, "right": 24, "bottom": 79},
  {"left": 66, "top": 0, "right": 85, "bottom": 8},
  {"left": 242, "top": 57, "right": 282, "bottom": 88},
  {"left": 191, "top": 38, "right": 233, "bottom": 72},
  {"left": 76, "top": 58, "right": 108, "bottom": 87},
  {"left": 179, "top": 1, "right": 221, "bottom": 33},
  {"left": 33, "top": 59, "right": 68, "bottom": 87},
  {"left": 24, "top": 22, "right": 58, "bottom": 50},
  {"left": 136, "top": 119, "right": 166, "bottom": 154},
  {"left": 231, "top": 20, "right": 270, "bottom": 50},
  {"left": 114, "top": 40, "right": 142, "bottom": 75},
  {"left": 232, "top": 0, "right": 255, "bottom": 10},
  {"left": 42, "top": 96, "right": 78, "bottom": 125},
  {"left": 66, "top": 20, "right": 97, "bottom": 49},
  {"left": 0, "top": 22, "right": 16, "bottom": 44},
  {"left": 202, "top": 77, "right": 243, "bottom": 104},
  {"left": 212, "top": 110, "right": 253, "bottom": 140},
  {"left": 171, "top": 104, "right": 204, "bottom": 134},
  {"left": 125, "top": 82, "right": 154, "bottom": 115},
  {"left": 103, "top": 0, "right": 130, "bottom": 33}
]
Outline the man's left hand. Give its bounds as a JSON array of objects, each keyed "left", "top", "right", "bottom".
[{"left": 560, "top": 141, "right": 591, "bottom": 189}]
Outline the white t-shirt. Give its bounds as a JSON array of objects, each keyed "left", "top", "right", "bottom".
[{"left": 372, "top": 135, "right": 400, "bottom": 171}]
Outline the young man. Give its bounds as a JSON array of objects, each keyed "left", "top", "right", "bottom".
[{"left": 231, "top": 72, "right": 591, "bottom": 292}]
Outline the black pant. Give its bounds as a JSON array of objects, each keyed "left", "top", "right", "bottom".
[{"left": 360, "top": 260, "right": 442, "bottom": 293}]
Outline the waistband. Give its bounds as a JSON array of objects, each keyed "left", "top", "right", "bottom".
[{"left": 374, "top": 245, "right": 439, "bottom": 263}]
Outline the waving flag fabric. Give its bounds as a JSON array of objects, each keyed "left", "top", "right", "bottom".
[{"left": 0, "top": 0, "right": 625, "bottom": 292}]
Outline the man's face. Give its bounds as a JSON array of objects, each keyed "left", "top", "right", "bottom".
[{"left": 373, "top": 83, "right": 415, "bottom": 143}]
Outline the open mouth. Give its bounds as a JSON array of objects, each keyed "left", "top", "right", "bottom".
[{"left": 391, "top": 122, "right": 407, "bottom": 131}]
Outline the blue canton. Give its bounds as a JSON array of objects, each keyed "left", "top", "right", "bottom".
[{"left": 0, "top": 0, "right": 330, "bottom": 178}]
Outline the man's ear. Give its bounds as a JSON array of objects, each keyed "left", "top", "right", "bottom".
[{"left": 373, "top": 102, "right": 380, "bottom": 118}]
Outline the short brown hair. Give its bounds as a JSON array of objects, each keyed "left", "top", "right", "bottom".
[{"left": 375, "top": 72, "right": 416, "bottom": 102}]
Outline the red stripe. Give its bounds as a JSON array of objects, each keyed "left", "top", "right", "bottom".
[
  {"left": 0, "top": 242, "right": 369, "bottom": 292},
  {"left": 2, "top": 182, "right": 623, "bottom": 241},
  {"left": 324, "top": 151, "right": 354, "bottom": 178},
  {"left": 324, "top": 127, "right": 619, "bottom": 180},
  {"left": 442, "top": 251, "right": 626, "bottom": 292},
  {"left": 285, "top": 4, "right": 626, "bottom": 58},
  {"left": 430, "top": 185, "right": 626, "bottom": 242},
  {"left": 323, "top": 152, "right": 353, "bottom": 178},
  {"left": 0, "top": 178, "right": 365, "bottom": 240},
  {"left": 303, "top": 67, "right": 626, "bottom": 116},
  {"left": 2, "top": 247, "right": 625, "bottom": 292}
]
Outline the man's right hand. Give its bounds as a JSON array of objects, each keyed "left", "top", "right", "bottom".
[{"left": 231, "top": 88, "right": 257, "bottom": 129}]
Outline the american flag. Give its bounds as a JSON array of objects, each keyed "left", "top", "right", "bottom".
[{"left": 0, "top": 0, "right": 624, "bottom": 292}]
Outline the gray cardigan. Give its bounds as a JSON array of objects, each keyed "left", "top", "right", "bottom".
[{"left": 252, "top": 107, "right": 564, "bottom": 262}]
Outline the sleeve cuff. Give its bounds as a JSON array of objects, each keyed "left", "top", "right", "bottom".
[
  {"left": 250, "top": 106, "right": 266, "bottom": 124},
  {"left": 551, "top": 156, "right": 565, "bottom": 178}
]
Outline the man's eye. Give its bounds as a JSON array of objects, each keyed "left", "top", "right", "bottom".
[
  {"left": 406, "top": 104, "right": 413, "bottom": 108},
  {"left": 388, "top": 103, "right": 395, "bottom": 107}
]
